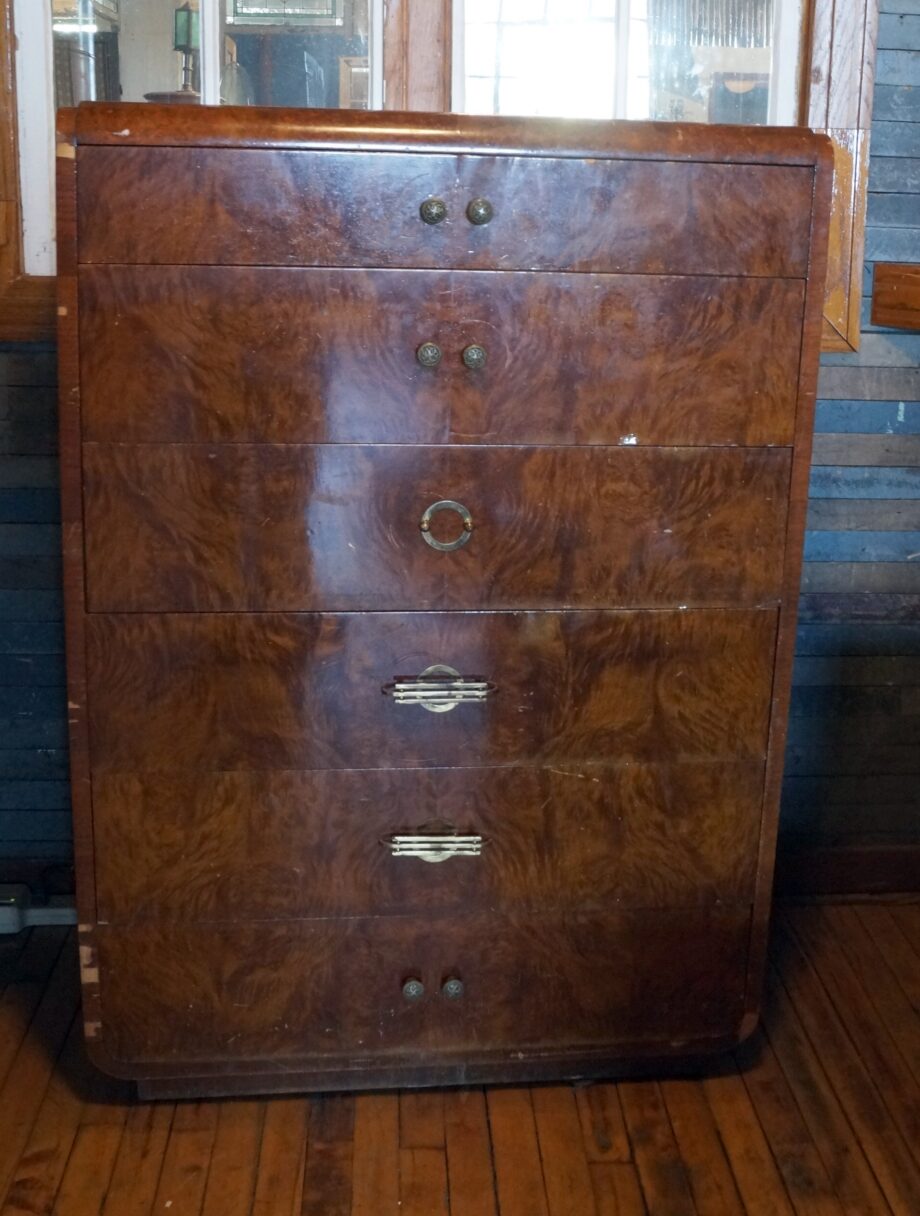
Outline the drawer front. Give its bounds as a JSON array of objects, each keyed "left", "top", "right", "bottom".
[
  {"left": 96, "top": 909, "right": 749, "bottom": 1064},
  {"left": 87, "top": 609, "right": 775, "bottom": 771},
  {"left": 80, "top": 267, "right": 804, "bottom": 447},
  {"left": 83, "top": 444, "right": 791, "bottom": 613},
  {"left": 93, "top": 762, "right": 765, "bottom": 922},
  {"left": 78, "top": 147, "right": 813, "bottom": 277}
]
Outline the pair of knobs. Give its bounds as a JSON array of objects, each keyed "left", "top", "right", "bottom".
[
  {"left": 417, "top": 342, "right": 486, "bottom": 370},
  {"left": 420, "top": 197, "right": 493, "bottom": 226},
  {"left": 403, "top": 977, "right": 464, "bottom": 1001}
]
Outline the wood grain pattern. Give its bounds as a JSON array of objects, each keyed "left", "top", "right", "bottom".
[
  {"left": 92, "top": 761, "right": 765, "bottom": 923},
  {"left": 85, "top": 609, "right": 776, "bottom": 772},
  {"left": 76, "top": 146, "right": 814, "bottom": 277},
  {"left": 83, "top": 444, "right": 791, "bottom": 612},
  {"left": 79, "top": 267, "right": 805, "bottom": 447},
  {"left": 871, "top": 262, "right": 920, "bottom": 328}
]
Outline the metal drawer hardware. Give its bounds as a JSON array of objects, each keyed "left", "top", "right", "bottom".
[
  {"left": 419, "top": 197, "right": 447, "bottom": 225},
  {"left": 442, "top": 977, "right": 465, "bottom": 999},
  {"left": 466, "top": 197, "right": 494, "bottom": 225},
  {"left": 416, "top": 341, "right": 442, "bottom": 368},
  {"left": 382, "top": 663, "right": 496, "bottom": 713},
  {"left": 462, "top": 343, "right": 487, "bottom": 370},
  {"left": 419, "top": 499, "right": 473, "bottom": 552},
  {"left": 384, "top": 833, "right": 485, "bottom": 862},
  {"left": 402, "top": 978, "right": 425, "bottom": 1001}
]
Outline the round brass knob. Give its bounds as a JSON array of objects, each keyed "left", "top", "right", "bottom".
[
  {"left": 420, "top": 197, "right": 447, "bottom": 225},
  {"left": 402, "top": 978, "right": 425, "bottom": 1002},
  {"left": 466, "top": 198, "right": 493, "bottom": 225},
  {"left": 442, "top": 977, "right": 464, "bottom": 1000},
  {"left": 462, "top": 344, "right": 487, "bottom": 370},
  {"left": 416, "top": 342, "right": 442, "bottom": 368}
]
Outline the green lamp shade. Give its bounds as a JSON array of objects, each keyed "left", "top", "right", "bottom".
[{"left": 174, "top": 4, "right": 200, "bottom": 53}]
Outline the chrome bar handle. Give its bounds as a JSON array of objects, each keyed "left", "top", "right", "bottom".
[
  {"left": 384, "top": 834, "right": 485, "bottom": 863},
  {"left": 381, "top": 664, "right": 497, "bottom": 713}
]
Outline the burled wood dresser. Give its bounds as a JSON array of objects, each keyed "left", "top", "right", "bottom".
[{"left": 57, "top": 103, "right": 832, "bottom": 1098}]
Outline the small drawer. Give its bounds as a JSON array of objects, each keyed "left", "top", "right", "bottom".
[
  {"left": 83, "top": 443, "right": 791, "bottom": 613},
  {"left": 79, "top": 266, "right": 805, "bottom": 446},
  {"left": 86, "top": 608, "right": 776, "bottom": 772},
  {"left": 77, "top": 146, "right": 814, "bottom": 277},
  {"left": 93, "top": 761, "right": 765, "bottom": 923},
  {"left": 95, "top": 908, "right": 750, "bottom": 1065}
]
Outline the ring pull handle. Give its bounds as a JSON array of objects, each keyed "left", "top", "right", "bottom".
[
  {"left": 382, "top": 664, "right": 497, "bottom": 713},
  {"left": 419, "top": 499, "right": 473, "bottom": 552}
]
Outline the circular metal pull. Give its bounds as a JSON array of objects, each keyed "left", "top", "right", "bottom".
[
  {"left": 416, "top": 341, "right": 442, "bottom": 368},
  {"left": 466, "top": 197, "right": 493, "bottom": 225},
  {"left": 462, "top": 344, "right": 487, "bottom": 371},
  {"left": 442, "top": 977, "right": 465, "bottom": 1000},
  {"left": 420, "top": 197, "right": 447, "bottom": 225},
  {"left": 402, "top": 978, "right": 425, "bottom": 1002},
  {"left": 420, "top": 500, "right": 473, "bottom": 552}
]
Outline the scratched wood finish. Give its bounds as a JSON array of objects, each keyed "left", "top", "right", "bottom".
[
  {"left": 92, "top": 761, "right": 765, "bottom": 922},
  {"left": 79, "top": 267, "right": 806, "bottom": 447},
  {"left": 92, "top": 909, "right": 750, "bottom": 1070},
  {"left": 83, "top": 444, "right": 791, "bottom": 612},
  {"left": 86, "top": 609, "right": 776, "bottom": 772},
  {"left": 76, "top": 147, "right": 814, "bottom": 278}
]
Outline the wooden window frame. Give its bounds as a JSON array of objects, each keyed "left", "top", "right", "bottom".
[{"left": 0, "top": 0, "right": 878, "bottom": 350}]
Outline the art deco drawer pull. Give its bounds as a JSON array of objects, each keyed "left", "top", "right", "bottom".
[
  {"left": 466, "top": 197, "right": 494, "bottom": 225},
  {"left": 419, "top": 197, "right": 447, "bottom": 225},
  {"left": 382, "top": 664, "right": 496, "bottom": 712},
  {"left": 420, "top": 500, "right": 473, "bottom": 551},
  {"left": 462, "top": 343, "right": 487, "bottom": 370},
  {"left": 384, "top": 833, "right": 485, "bottom": 862}
]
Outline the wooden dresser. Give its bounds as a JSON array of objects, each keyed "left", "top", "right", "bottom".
[{"left": 57, "top": 103, "right": 832, "bottom": 1098}]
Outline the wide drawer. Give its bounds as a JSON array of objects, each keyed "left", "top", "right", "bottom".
[
  {"left": 77, "top": 147, "right": 813, "bottom": 277},
  {"left": 87, "top": 609, "right": 775, "bottom": 771},
  {"left": 79, "top": 267, "right": 804, "bottom": 446},
  {"left": 83, "top": 444, "right": 791, "bottom": 613},
  {"left": 93, "top": 761, "right": 764, "bottom": 922},
  {"left": 95, "top": 909, "right": 750, "bottom": 1065}
]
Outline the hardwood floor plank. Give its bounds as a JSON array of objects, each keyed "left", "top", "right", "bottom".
[
  {"left": 702, "top": 1070, "right": 795, "bottom": 1216},
  {"left": 444, "top": 1089, "right": 498, "bottom": 1216},
  {"left": 618, "top": 1081, "right": 696, "bottom": 1216},
  {"left": 300, "top": 1096, "right": 352, "bottom": 1216},
  {"left": 0, "top": 933, "right": 33, "bottom": 1000},
  {"left": 251, "top": 1098, "right": 308, "bottom": 1216},
  {"left": 200, "top": 1101, "right": 264, "bottom": 1216},
  {"left": 773, "top": 917, "right": 920, "bottom": 1215},
  {"left": 889, "top": 905, "right": 920, "bottom": 959},
  {"left": 0, "top": 933, "right": 79, "bottom": 1203},
  {"left": 52, "top": 1043, "right": 130, "bottom": 1216},
  {"left": 735, "top": 1029, "right": 845, "bottom": 1216},
  {"left": 399, "top": 1091, "right": 445, "bottom": 1150},
  {"left": 351, "top": 1093, "right": 398, "bottom": 1216},
  {"left": 400, "top": 1147, "right": 449, "bottom": 1216},
  {"left": 0, "top": 928, "right": 66, "bottom": 1090},
  {"left": 576, "top": 1084, "right": 631, "bottom": 1164},
  {"left": 487, "top": 1087, "right": 549, "bottom": 1216},
  {"left": 531, "top": 1085, "right": 597, "bottom": 1216},
  {"left": 785, "top": 909, "right": 920, "bottom": 1167},
  {"left": 859, "top": 906, "right": 920, "bottom": 1012},
  {"left": 590, "top": 1163, "right": 648, "bottom": 1216},
  {"left": 101, "top": 1102, "right": 175, "bottom": 1216},
  {"left": 659, "top": 1079, "right": 744, "bottom": 1216},
  {"left": 762, "top": 962, "right": 890, "bottom": 1216},
  {"left": 150, "top": 1101, "right": 219, "bottom": 1216}
]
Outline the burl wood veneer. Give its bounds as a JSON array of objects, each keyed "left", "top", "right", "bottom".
[{"left": 57, "top": 103, "right": 832, "bottom": 1098}]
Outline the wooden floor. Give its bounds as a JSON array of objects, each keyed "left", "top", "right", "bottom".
[{"left": 0, "top": 904, "right": 919, "bottom": 1215}]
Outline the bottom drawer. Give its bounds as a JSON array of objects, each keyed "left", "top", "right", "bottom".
[{"left": 95, "top": 909, "right": 750, "bottom": 1067}]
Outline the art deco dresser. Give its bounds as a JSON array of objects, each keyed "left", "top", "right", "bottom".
[{"left": 57, "top": 103, "right": 831, "bottom": 1097}]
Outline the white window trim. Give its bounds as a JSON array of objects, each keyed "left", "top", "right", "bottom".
[{"left": 16, "top": 0, "right": 384, "bottom": 277}]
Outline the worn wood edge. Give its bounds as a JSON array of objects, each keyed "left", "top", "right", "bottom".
[
  {"left": 871, "top": 262, "right": 920, "bottom": 330},
  {"left": 775, "top": 842, "right": 920, "bottom": 896},
  {"left": 743, "top": 141, "right": 835, "bottom": 1027}
]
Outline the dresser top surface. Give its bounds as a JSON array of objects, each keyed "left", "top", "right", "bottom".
[{"left": 63, "top": 102, "right": 832, "bottom": 168}]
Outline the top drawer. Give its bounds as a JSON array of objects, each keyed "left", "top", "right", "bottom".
[{"left": 77, "top": 147, "right": 814, "bottom": 277}]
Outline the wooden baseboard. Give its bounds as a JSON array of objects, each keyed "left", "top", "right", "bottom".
[{"left": 776, "top": 842, "right": 920, "bottom": 897}]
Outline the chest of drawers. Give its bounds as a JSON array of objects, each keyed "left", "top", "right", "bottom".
[{"left": 57, "top": 103, "right": 832, "bottom": 1098}]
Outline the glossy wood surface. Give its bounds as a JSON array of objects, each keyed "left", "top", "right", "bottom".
[
  {"left": 871, "top": 261, "right": 920, "bottom": 329},
  {"left": 83, "top": 444, "right": 791, "bottom": 612},
  {"left": 93, "top": 761, "right": 765, "bottom": 922},
  {"left": 77, "top": 147, "right": 814, "bottom": 278},
  {"left": 94, "top": 909, "right": 750, "bottom": 1067},
  {"left": 86, "top": 609, "right": 776, "bottom": 772},
  {"left": 79, "top": 267, "right": 805, "bottom": 446}
]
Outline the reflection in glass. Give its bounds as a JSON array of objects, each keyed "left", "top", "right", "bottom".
[{"left": 458, "top": 0, "right": 803, "bottom": 126}]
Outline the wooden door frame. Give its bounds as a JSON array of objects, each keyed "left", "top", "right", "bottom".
[{"left": 0, "top": 0, "right": 878, "bottom": 349}]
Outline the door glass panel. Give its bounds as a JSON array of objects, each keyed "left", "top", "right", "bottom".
[{"left": 458, "top": 0, "right": 805, "bottom": 125}]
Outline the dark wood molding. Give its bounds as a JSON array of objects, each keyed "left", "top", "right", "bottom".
[
  {"left": 871, "top": 262, "right": 920, "bottom": 330},
  {"left": 776, "top": 842, "right": 920, "bottom": 897}
]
